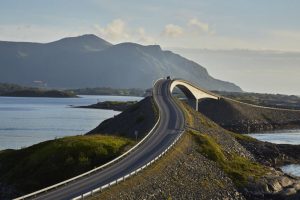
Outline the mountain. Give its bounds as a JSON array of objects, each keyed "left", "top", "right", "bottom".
[{"left": 0, "top": 34, "right": 242, "bottom": 92}]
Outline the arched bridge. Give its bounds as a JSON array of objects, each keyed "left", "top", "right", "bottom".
[{"left": 170, "top": 79, "right": 220, "bottom": 111}]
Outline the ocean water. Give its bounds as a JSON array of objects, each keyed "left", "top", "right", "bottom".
[
  {"left": 248, "top": 130, "right": 300, "bottom": 177},
  {"left": 248, "top": 130, "right": 300, "bottom": 145},
  {"left": 0, "top": 95, "right": 142, "bottom": 150}
]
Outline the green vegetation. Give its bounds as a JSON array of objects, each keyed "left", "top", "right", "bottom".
[
  {"left": 191, "top": 131, "right": 267, "bottom": 186},
  {"left": 0, "top": 135, "right": 134, "bottom": 193},
  {"left": 227, "top": 131, "right": 257, "bottom": 142},
  {"left": 67, "top": 87, "right": 145, "bottom": 97}
]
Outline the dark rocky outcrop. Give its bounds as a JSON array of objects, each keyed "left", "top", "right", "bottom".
[
  {"left": 198, "top": 98, "right": 300, "bottom": 133},
  {"left": 87, "top": 97, "right": 158, "bottom": 139}
]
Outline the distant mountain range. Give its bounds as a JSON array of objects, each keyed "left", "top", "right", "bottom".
[{"left": 0, "top": 34, "right": 242, "bottom": 92}]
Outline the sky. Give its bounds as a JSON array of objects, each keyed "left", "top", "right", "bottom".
[{"left": 0, "top": 0, "right": 300, "bottom": 94}]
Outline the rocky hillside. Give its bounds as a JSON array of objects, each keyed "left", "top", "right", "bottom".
[
  {"left": 87, "top": 97, "right": 158, "bottom": 139},
  {"left": 0, "top": 35, "right": 241, "bottom": 92},
  {"left": 198, "top": 98, "right": 300, "bottom": 133}
]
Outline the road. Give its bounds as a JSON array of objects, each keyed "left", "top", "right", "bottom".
[{"left": 33, "top": 79, "right": 185, "bottom": 200}]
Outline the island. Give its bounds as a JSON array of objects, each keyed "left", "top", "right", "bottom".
[
  {"left": 0, "top": 83, "right": 77, "bottom": 98},
  {"left": 74, "top": 101, "right": 138, "bottom": 111}
]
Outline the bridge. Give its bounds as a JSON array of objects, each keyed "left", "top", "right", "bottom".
[
  {"left": 15, "top": 78, "right": 221, "bottom": 200},
  {"left": 170, "top": 79, "right": 220, "bottom": 111}
]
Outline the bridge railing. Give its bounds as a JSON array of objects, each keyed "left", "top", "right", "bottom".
[
  {"left": 14, "top": 79, "right": 164, "bottom": 200},
  {"left": 172, "top": 78, "right": 221, "bottom": 99}
]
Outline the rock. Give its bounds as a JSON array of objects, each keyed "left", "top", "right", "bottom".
[
  {"left": 278, "top": 176, "right": 293, "bottom": 187},
  {"left": 293, "top": 183, "right": 300, "bottom": 191},
  {"left": 268, "top": 179, "right": 282, "bottom": 193}
]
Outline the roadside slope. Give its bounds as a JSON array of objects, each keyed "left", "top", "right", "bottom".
[
  {"left": 87, "top": 96, "right": 158, "bottom": 139},
  {"left": 198, "top": 98, "right": 300, "bottom": 133}
]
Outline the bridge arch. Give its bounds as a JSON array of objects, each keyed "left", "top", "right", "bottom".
[{"left": 170, "top": 79, "right": 220, "bottom": 111}]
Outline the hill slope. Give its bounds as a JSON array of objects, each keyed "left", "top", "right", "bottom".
[
  {"left": 0, "top": 135, "right": 134, "bottom": 199},
  {"left": 198, "top": 98, "right": 300, "bottom": 133},
  {"left": 0, "top": 35, "right": 241, "bottom": 92}
]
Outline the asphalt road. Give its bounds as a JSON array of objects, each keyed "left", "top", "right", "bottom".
[{"left": 33, "top": 79, "right": 185, "bottom": 200}]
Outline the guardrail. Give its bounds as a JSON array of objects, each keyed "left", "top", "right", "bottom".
[
  {"left": 14, "top": 79, "right": 163, "bottom": 200},
  {"left": 71, "top": 129, "right": 185, "bottom": 200}
]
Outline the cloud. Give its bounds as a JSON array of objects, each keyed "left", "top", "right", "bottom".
[
  {"left": 188, "top": 18, "right": 214, "bottom": 34},
  {"left": 94, "top": 19, "right": 130, "bottom": 41},
  {"left": 270, "top": 30, "right": 300, "bottom": 41},
  {"left": 94, "top": 19, "right": 156, "bottom": 44},
  {"left": 162, "top": 24, "right": 184, "bottom": 38}
]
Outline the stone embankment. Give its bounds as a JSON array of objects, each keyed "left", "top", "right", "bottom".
[{"left": 198, "top": 98, "right": 300, "bottom": 133}]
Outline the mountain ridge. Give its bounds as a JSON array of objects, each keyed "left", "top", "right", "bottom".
[{"left": 0, "top": 34, "right": 242, "bottom": 92}]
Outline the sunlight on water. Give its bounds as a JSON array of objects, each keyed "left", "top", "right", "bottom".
[
  {"left": 248, "top": 131, "right": 300, "bottom": 145},
  {"left": 281, "top": 164, "right": 300, "bottom": 177}
]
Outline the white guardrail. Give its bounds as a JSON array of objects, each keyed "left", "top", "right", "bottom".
[
  {"left": 14, "top": 79, "right": 164, "bottom": 200},
  {"left": 71, "top": 130, "right": 185, "bottom": 200}
]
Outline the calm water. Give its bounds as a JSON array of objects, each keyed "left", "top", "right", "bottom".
[
  {"left": 248, "top": 130, "right": 300, "bottom": 177},
  {"left": 248, "top": 130, "right": 300, "bottom": 145},
  {"left": 0, "top": 95, "right": 142, "bottom": 150}
]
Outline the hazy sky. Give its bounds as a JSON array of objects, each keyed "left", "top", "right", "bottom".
[{"left": 1, "top": 0, "right": 299, "bottom": 94}]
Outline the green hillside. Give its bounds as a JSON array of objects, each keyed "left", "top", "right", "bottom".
[{"left": 0, "top": 135, "right": 134, "bottom": 196}]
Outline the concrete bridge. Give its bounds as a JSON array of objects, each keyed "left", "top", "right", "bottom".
[{"left": 170, "top": 79, "right": 220, "bottom": 111}]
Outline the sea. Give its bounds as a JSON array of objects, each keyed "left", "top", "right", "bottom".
[
  {"left": 249, "top": 130, "right": 300, "bottom": 177},
  {"left": 0, "top": 95, "right": 142, "bottom": 150}
]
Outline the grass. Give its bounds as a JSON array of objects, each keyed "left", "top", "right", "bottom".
[
  {"left": 191, "top": 130, "right": 267, "bottom": 187},
  {"left": 228, "top": 131, "right": 257, "bottom": 142},
  {"left": 0, "top": 135, "right": 134, "bottom": 193}
]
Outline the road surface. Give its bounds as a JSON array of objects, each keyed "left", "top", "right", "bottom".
[{"left": 33, "top": 79, "right": 185, "bottom": 200}]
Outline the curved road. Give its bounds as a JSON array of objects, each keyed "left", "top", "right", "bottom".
[{"left": 32, "top": 79, "right": 185, "bottom": 200}]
